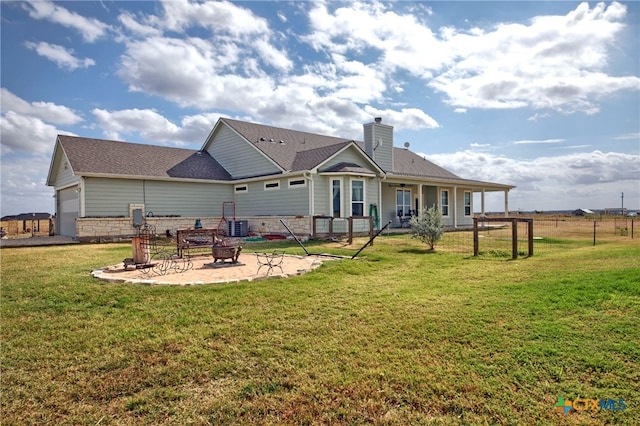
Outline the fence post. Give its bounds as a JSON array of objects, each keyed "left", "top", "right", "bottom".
[
  {"left": 329, "top": 217, "right": 334, "bottom": 240},
  {"left": 528, "top": 219, "right": 534, "bottom": 257},
  {"left": 511, "top": 218, "right": 518, "bottom": 259},
  {"left": 593, "top": 220, "right": 596, "bottom": 246},
  {"left": 632, "top": 218, "right": 634, "bottom": 239},
  {"left": 473, "top": 217, "right": 479, "bottom": 256}
]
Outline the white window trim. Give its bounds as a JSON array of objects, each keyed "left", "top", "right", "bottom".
[
  {"left": 464, "top": 191, "right": 472, "bottom": 216},
  {"left": 264, "top": 180, "right": 280, "bottom": 191},
  {"left": 441, "top": 189, "right": 450, "bottom": 217},
  {"left": 396, "top": 188, "right": 412, "bottom": 217},
  {"left": 330, "top": 178, "right": 343, "bottom": 218},
  {"left": 350, "top": 178, "right": 365, "bottom": 217},
  {"left": 234, "top": 184, "right": 248, "bottom": 193},
  {"left": 288, "top": 178, "right": 307, "bottom": 188}
]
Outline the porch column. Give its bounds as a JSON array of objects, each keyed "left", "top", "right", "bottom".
[
  {"left": 504, "top": 189, "right": 509, "bottom": 218},
  {"left": 453, "top": 186, "right": 458, "bottom": 228},
  {"left": 481, "top": 189, "right": 486, "bottom": 215},
  {"left": 418, "top": 184, "right": 423, "bottom": 215}
]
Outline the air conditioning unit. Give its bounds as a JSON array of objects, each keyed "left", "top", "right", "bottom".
[{"left": 227, "top": 220, "right": 248, "bottom": 237}]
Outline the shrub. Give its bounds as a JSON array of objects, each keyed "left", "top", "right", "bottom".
[{"left": 409, "top": 205, "right": 445, "bottom": 250}]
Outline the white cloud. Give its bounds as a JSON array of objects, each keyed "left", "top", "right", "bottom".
[
  {"left": 113, "top": 1, "right": 443, "bottom": 135},
  {"left": 25, "top": 41, "right": 95, "bottom": 70},
  {"left": 91, "top": 108, "right": 223, "bottom": 146},
  {"left": 1, "top": 88, "right": 83, "bottom": 125},
  {"left": 425, "top": 149, "right": 640, "bottom": 210},
  {"left": 154, "top": 0, "right": 270, "bottom": 36},
  {"left": 513, "top": 139, "right": 565, "bottom": 145},
  {"left": 0, "top": 153, "right": 56, "bottom": 215},
  {"left": 117, "top": 12, "right": 162, "bottom": 37},
  {"left": 0, "top": 112, "right": 63, "bottom": 155},
  {"left": 613, "top": 132, "right": 640, "bottom": 140},
  {"left": 23, "top": 0, "right": 110, "bottom": 43},
  {"left": 428, "top": 2, "right": 640, "bottom": 113}
]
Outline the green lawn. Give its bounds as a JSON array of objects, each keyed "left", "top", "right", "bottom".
[{"left": 1, "top": 235, "right": 639, "bottom": 425}]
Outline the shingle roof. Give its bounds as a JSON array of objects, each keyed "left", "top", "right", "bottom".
[
  {"left": 390, "top": 147, "right": 461, "bottom": 180},
  {"left": 221, "top": 118, "right": 355, "bottom": 171},
  {"left": 58, "top": 135, "right": 231, "bottom": 180},
  {"left": 221, "top": 118, "right": 473, "bottom": 181}
]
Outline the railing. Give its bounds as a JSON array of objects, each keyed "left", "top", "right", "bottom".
[{"left": 312, "top": 216, "right": 374, "bottom": 244}]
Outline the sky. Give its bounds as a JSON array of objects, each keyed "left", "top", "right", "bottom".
[{"left": 1, "top": 0, "right": 639, "bottom": 217}]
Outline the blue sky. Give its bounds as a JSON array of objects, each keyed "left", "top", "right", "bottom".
[{"left": 1, "top": 0, "right": 639, "bottom": 216}]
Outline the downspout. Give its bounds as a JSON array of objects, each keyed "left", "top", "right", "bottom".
[{"left": 79, "top": 177, "right": 86, "bottom": 217}]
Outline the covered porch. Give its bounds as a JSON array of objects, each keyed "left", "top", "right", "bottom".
[{"left": 380, "top": 179, "right": 513, "bottom": 229}]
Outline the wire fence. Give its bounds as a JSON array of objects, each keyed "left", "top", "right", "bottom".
[{"left": 435, "top": 216, "right": 636, "bottom": 258}]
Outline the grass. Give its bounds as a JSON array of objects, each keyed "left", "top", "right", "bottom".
[{"left": 1, "top": 235, "right": 639, "bottom": 425}]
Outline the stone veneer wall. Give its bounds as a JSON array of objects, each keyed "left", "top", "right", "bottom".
[{"left": 75, "top": 216, "right": 311, "bottom": 242}]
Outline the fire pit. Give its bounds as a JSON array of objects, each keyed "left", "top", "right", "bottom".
[{"left": 212, "top": 245, "right": 242, "bottom": 263}]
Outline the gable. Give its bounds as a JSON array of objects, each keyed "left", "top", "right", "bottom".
[
  {"left": 318, "top": 144, "right": 380, "bottom": 175},
  {"left": 46, "top": 138, "right": 79, "bottom": 187},
  {"left": 202, "top": 122, "right": 283, "bottom": 179},
  {"left": 205, "top": 118, "right": 357, "bottom": 173}
]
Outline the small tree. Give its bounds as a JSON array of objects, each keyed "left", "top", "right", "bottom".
[{"left": 409, "top": 205, "right": 445, "bottom": 250}]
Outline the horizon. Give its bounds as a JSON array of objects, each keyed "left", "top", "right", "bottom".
[{"left": 1, "top": 1, "right": 639, "bottom": 216}]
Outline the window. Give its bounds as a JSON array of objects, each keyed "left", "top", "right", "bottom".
[
  {"left": 331, "top": 179, "right": 342, "bottom": 218},
  {"left": 288, "top": 178, "right": 307, "bottom": 188},
  {"left": 396, "top": 189, "right": 411, "bottom": 217},
  {"left": 441, "top": 190, "right": 449, "bottom": 216},
  {"left": 234, "top": 184, "right": 248, "bottom": 193},
  {"left": 264, "top": 180, "right": 279, "bottom": 191},
  {"left": 464, "top": 191, "right": 471, "bottom": 216},
  {"left": 351, "top": 179, "right": 364, "bottom": 216}
]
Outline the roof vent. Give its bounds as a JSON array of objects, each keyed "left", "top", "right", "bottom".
[
  {"left": 279, "top": 140, "right": 285, "bottom": 145},
  {"left": 374, "top": 117, "right": 382, "bottom": 123},
  {"left": 269, "top": 138, "right": 275, "bottom": 143}
]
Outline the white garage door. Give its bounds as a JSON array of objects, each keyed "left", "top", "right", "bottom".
[{"left": 58, "top": 187, "right": 79, "bottom": 237}]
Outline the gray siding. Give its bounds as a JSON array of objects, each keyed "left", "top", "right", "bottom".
[
  {"left": 455, "top": 188, "right": 474, "bottom": 226},
  {"left": 364, "top": 122, "right": 393, "bottom": 172},
  {"left": 84, "top": 178, "right": 143, "bottom": 216},
  {"left": 207, "top": 125, "right": 280, "bottom": 178},
  {"left": 381, "top": 184, "right": 398, "bottom": 225},
  {"left": 322, "top": 146, "right": 374, "bottom": 171},
  {"left": 54, "top": 152, "right": 80, "bottom": 188},
  {"left": 313, "top": 175, "right": 329, "bottom": 216},
  {"left": 144, "top": 180, "right": 231, "bottom": 217},
  {"left": 234, "top": 178, "right": 310, "bottom": 216},
  {"left": 83, "top": 178, "right": 231, "bottom": 217}
]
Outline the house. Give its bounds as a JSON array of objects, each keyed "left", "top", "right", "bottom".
[
  {"left": 46, "top": 117, "right": 514, "bottom": 240},
  {"left": 0, "top": 212, "right": 53, "bottom": 237}
]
